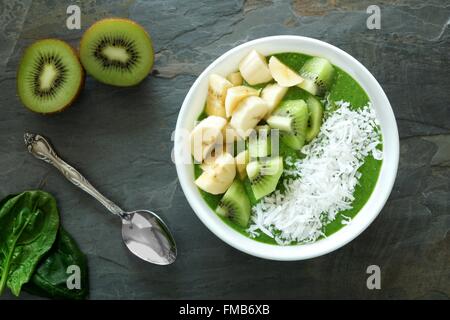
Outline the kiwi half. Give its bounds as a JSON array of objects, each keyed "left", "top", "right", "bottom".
[
  {"left": 17, "top": 39, "right": 84, "bottom": 114},
  {"left": 216, "top": 179, "right": 251, "bottom": 227},
  {"left": 80, "top": 18, "right": 154, "bottom": 87}
]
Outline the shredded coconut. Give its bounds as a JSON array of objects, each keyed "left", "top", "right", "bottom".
[{"left": 247, "top": 102, "right": 382, "bottom": 244}]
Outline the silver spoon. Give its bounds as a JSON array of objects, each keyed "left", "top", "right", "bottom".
[{"left": 24, "top": 133, "right": 176, "bottom": 265}]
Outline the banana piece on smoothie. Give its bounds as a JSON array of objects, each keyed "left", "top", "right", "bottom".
[
  {"left": 239, "top": 50, "right": 273, "bottom": 85},
  {"left": 195, "top": 152, "right": 236, "bottom": 194},
  {"left": 268, "top": 56, "right": 304, "bottom": 87},
  {"left": 225, "top": 86, "right": 260, "bottom": 118},
  {"left": 227, "top": 72, "right": 243, "bottom": 86},
  {"left": 261, "top": 83, "right": 288, "bottom": 117},
  {"left": 229, "top": 96, "right": 269, "bottom": 139},
  {"left": 190, "top": 115, "right": 227, "bottom": 163},
  {"left": 206, "top": 74, "right": 233, "bottom": 118},
  {"left": 235, "top": 150, "right": 250, "bottom": 180}
]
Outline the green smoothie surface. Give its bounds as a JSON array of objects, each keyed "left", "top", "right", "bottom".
[{"left": 195, "top": 52, "right": 382, "bottom": 245}]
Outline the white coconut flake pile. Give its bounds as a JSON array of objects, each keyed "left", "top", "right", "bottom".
[{"left": 247, "top": 102, "right": 383, "bottom": 245}]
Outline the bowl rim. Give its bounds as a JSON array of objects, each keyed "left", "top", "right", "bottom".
[{"left": 174, "top": 35, "right": 399, "bottom": 261}]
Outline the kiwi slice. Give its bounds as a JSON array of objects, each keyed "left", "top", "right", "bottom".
[
  {"left": 216, "top": 179, "right": 251, "bottom": 227},
  {"left": 267, "top": 100, "right": 309, "bottom": 150},
  {"left": 266, "top": 115, "right": 292, "bottom": 132},
  {"left": 298, "top": 78, "right": 319, "bottom": 96},
  {"left": 305, "top": 95, "right": 324, "bottom": 142},
  {"left": 246, "top": 157, "right": 283, "bottom": 200},
  {"left": 299, "top": 57, "right": 335, "bottom": 96},
  {"left": 17, "top": 39, "right": 84, "bottom": 114},
  {"left": 80, "top": 18, "right": 154, "bottom": 86}
]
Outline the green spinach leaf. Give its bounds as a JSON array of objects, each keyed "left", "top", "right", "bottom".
[
  {"left": 24, "top": 228, "right": 89, "bottom": 299},
  {"left": 0, "top": 191, "right": 59, "bottom": 296}
]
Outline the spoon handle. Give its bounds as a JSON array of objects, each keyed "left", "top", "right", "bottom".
[{"left": 24, "top": 133, "right": 126, "bottom": 218}]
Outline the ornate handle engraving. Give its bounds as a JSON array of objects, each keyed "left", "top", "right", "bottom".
[{"left": 24, "top": 133, "right": 126, "bottom": 219}]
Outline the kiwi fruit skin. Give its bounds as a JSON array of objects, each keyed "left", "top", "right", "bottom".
[
  {"left": 79, "top": 18, "right": 154, "bottom": 87},
  {"left": 17, "top": 39, "right": 84, "bottom": 114},
  {"left": 305, "top": 96, "right": 324, "bottom": 142},
  {"left": 216, "top": 179, "right": 251, "bottom": 227}
]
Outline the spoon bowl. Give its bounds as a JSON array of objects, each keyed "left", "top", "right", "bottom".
[{"left": 122, "top": 210, "right": 177, "bottom": 265}]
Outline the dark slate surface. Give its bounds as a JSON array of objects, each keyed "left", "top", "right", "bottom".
[{"left": 0, "top": 0, "right": 449, "bottom": 300}]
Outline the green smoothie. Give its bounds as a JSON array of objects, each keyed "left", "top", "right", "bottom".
[{"left": 195, "top": 52, "right": 382, "bottom": 245}]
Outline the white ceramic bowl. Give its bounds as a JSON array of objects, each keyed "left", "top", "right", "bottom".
[{"left": 174, "top": 36, "right": 399, "bottom": 261}]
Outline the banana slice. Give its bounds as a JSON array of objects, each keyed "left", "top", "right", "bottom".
[
  {"left": 235, "top": 150, "right": 249, "bottom": 180},
  {"left": 261, "top": 83, "right": 288, "bottom": 117},
  {"left": 227, "top": 72, "right": 243, "bottom": 86},
  {"left": 225, "top": 86, "right": 260, "bottom": 118},
  {"left": 230, "top": 96, "right": 269, "bottom": 139},
  {"left": 195, "top": 152, "right": 236, "bottom": 194},
  {"left": 268, "top": 56, "right": 304, "bottom": 87},
  {"left": 200, "top": 150, "right": 221, "bottom": 172},
  {"left": 190, "top": 115, "right": 227, "bottom": 163},
  {"left": 239, "top": 50, "right": 273, "bottom": 85},
  {"left": 206, "top": 74, "right": 233, "bottom": 118}
]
